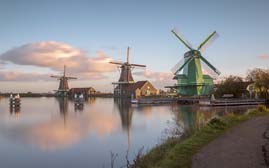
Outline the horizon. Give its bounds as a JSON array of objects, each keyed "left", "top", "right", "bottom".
[{"left": 0, "top": 0, "right": 269, "bottom": 92}]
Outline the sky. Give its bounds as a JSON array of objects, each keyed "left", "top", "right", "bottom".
[{"left": 0, "top": 0, "right": 268, "bottom": 92}]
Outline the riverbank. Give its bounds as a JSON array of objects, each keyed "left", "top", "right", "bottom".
[{"left": 132, "top": 105, "right": 269, "bottom": 168}]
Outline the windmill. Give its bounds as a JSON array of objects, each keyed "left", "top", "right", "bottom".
[
  {"left": 110, "top": 47, "right": 146, "bottom": 97},
  {"left": 51, "top": 65, "right": 77, "bottom": 97},
  {"left": 171, "top": 30, "right": 220, "bottom": 96}
]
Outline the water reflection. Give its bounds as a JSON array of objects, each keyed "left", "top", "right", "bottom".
[
  {"left": 57, "top": 97, "right": 68, "bottom": 116},
  {"left": 30, "top": 98, "right": 119, "bottom": 151},
  {"left": 113, "top": 98, "right": 133, "bottom": 148},
  {"left": 74, "top": 104, "right": 84, "bottom": 111},
  {"left": 114, "top": 98, "right": 133, "bottom": 131},
  {"left": 9, "top": 106, "right": 21, "bottom": 117},
  {"left": 28, "top": 98, "right": 81, "bottom": 150},
  {"left": 74, "top": 101, "right": 84, "bottom": 112},
  {"left": 87, "top": 97, "right": 96, "bottom": 104},
  {"left": 0, "top": 98, "right": 258, "bottom": 168},
  {"left": 171, "top": 105, "right": 255, "bottom": 136},
  {"left": 0, "top": 98, "right": 120, "bottom": 151}
]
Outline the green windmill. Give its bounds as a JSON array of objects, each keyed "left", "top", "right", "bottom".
[{"left": 171, "top": 30, "right": 220, "bottom": 96}]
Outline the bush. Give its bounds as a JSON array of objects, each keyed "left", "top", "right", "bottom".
[
  {"left": 257, "top": 105, "right": 269, "bottom": 113},
  {"left": 214, "top": 75, "right": 247, "bottom": 98},
  {"left": 208, "top": 118, "right": 227, "bottom": 129}
]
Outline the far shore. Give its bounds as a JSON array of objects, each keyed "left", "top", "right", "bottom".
[{"left": 0, "top": 92, "right": 113, "bottom": 98}]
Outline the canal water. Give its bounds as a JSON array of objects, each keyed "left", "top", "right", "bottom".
[{"left": 0, "top": 97, "right": 255, "bottom": 168}]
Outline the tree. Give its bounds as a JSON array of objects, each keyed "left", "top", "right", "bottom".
[
  {"left": 215, "top": 75, "right": 246, "bottom": 98},
  {"left": 246, "top": 68, "right": 269, "bottom": 99}
]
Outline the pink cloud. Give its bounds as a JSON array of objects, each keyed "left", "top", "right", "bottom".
[
  {"left": 133, "top": 70, "right": 174, "bottom": 88},
  {"left": 0, "top": 41, "right": 117, "bottom": 79},
  {"left": 257, "top": 54, "right": 269, "bottom": 60},
  {"left": 0, "top": 71, "right": 51, "bottom": 81}
]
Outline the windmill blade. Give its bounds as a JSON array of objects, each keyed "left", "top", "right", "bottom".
[
  {"left": 109, "top": 61, "right": 124, "bottom": 65},
  {"left": 200, "top": 55, "right": 220, "bottom": 75},
  {"left": 171, "top": 57, "right": 185, "bottom": 74},
  {"left": 171, "top": 29, "right": 193, "bottom": 50},
  {"left": 51, "top": 75, "right": 62, "bottom": 78},
  {"left": 172, "top": 56, "right": 193, "bottom": 75},
  {"left": 130, "top": 63, "right": 146, "bottom": 67},
  {"left": 127, "top": 47, "right": 130, "bottom": 64},
  {"left": 197, "top": 31, "right": 219, "bottom": 52},
  {"left": 201, "top": 61, "right": 219, "bottom": 79},
  {"left": 66, "top": 77, "right": 77, "bottom": 79}
]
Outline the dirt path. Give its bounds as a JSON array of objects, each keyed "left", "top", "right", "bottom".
[{"left": 192, "top": 116, "right": 269, "bottom": 168}]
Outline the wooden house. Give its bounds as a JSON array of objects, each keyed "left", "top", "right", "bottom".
[{"left": 114, "top": 80, "right": 158, "bottom": 98}]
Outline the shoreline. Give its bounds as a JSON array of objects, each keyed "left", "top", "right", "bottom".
[
  {"left": 132, "top": 105, "right": 269, "bottom": 168},
  {"left": 0, "top": 93, "right": 113, "bottom": 98}
]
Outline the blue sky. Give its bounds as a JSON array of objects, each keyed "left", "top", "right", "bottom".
[{"left": 0, "top": 0, "right": 268, "bottom": 92}]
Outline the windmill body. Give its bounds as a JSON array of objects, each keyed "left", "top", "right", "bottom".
[
  {"left": 58, "top": 77, "right": 70, "bottom": 91},
  {"left": 51, "top": 65, "right": 77, "bottom": 97},
  {"left": 171, "top": 30, "right": 220, "bottom": 96},
  {"left": 110, "top": 47, "right": 146, "bottom": 97},
  {"left": 118, "top": 64, "right": 134, "bottom": 83}
]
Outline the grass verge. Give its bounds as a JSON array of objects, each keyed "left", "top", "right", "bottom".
[{"left": 132, "top": 105, "right": 269, "bottom": 168}]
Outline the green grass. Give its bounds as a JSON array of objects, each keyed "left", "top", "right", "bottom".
[{"left": 132, "top": 105, "right": 269, "bottom": 168}]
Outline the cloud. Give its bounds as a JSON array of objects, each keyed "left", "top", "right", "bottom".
[
  {"left": 0, "top": 41, "right": 117, "bottom": 79},
  {"left": 134, "top": 70, "right": 174, "bottom": 81},
  {"left": 0, "top": 71, "right": 51, "bottom": 81},
  {"left": 257, "top": 54, "right": 269, "bottom": 60},
  {"left": 133, "top": 70, "right": 174, "bottom": 89}
]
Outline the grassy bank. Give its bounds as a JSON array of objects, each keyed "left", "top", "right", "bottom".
[{"left": 132, "top": 105, "right": 269, "bottom": 168}]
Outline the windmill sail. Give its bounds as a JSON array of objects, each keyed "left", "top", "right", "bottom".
[
  {"left": 109, "top": 61, "right": 124, "bottom": 65},
  {"left": 66, "top": 76, "right": 77, "bottom": 79},
  {"left": 171, "top": 57, "right": 185, "bottom": 74},
  {"left": 173, "top": 56, "right": 193, "bottom": 75},
  {"left": 171, "top": 30, "right": 193, "bottom": 50},
  {"left": 51, "top": 75, "right": 62, "bottom": 78},
  {"left": 130, "top": 63, "right": 146, "bottom": 67},
  {"left": 197, "top": 31, "right": 219, "bottom": 52},
  {"left": 200, "top": 55, "right": 220, "bottom": 75},
  {"left": 201, "top": 61, "right": 219, "bottom": 79}
]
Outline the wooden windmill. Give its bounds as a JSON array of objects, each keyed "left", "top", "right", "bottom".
[
  {"left": 110, "top": 47, "right": 146, "bottom": 97},
  {"left": 51, "top": 65, "right": 77, "bottom": 97}
]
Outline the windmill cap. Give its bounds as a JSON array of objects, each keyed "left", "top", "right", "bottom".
[{"left": 184, "top": 50, "right": 200, "bottom": 58}]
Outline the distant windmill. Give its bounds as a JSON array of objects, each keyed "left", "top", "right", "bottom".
[
  {"left": 51, "top": 65, "right": 77, "bottom": 97},
  {"left": 110, "top": 47, "right": 146, "bottom": 97},
  {"left": 170, "top": 29, "right": 220, "bottom": 96}
]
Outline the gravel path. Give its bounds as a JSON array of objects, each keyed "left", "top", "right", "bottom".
[{"left": 192, "top": 116, "right": 269, "bottom": 168}]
